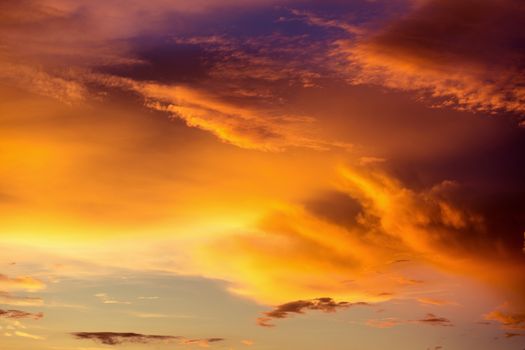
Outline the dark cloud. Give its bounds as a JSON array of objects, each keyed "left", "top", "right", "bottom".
[
  {"left": 0, "top": 309, "right": 43, "bottom": 320},
  {"left": 257, "top": 298, "right": 368, "bottom": 327},
  {"left": 101, "top": 40, "right": 211, "bottom": 84},
  {"left": 504, "top": 332, "right": 525, "bottom": 338},
  {"left": 343, "top": 0, "right": 525, "bottom": 117},
  {"left": 72, "top": 332, "right": 181, "bottom": 345},
  {"left": 304, "top": 191, "right": 363, "bottom": 229},
  {"left": 418, "top": 313, "right": 453, "bottom": 327},
  {"left": 72, "top": 332, "right": 225, "bottom": 346},
  {"left": 181, "top": 337, "right": 225, "bottom": 346}
]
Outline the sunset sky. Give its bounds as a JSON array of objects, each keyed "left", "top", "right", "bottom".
[{"left": 1, "top": 1, "right": 525, "bottom": 349}]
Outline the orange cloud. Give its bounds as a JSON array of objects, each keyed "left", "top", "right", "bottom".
[
  {"left": 0, "top": 274, "right": 45, "bottom": 292},
  {"left": 337, "top": 0, "right": 525, "bottom": 117},
  {"left": 485, "top": 310, "right": 525, "bottom": 330},
  {"left": 173, "top": 163, "right": 525, "bottom": 324},
  {"left": 366, "top": 318, "right": 403, "bottom": 328},
  {"left": 504, "top": 332, "right": 525, "bottom": 338},
  {"left": 366, "top": 313, "right": 453, "bottom": 328},
  {"left": 183, "top": 166, "right": 486, "bottom": 304},
  {"left": 0, "top": 62, "right": 87, "bottom": 104},
  {"left": 91, "top": 75, "right": 351, "bottom": 152},
  {"left": 417, "top": 298, "right": 457, "bottom": 306}
]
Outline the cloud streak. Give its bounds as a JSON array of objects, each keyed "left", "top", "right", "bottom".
[
  {"left": 0, "top": 274, "right": 45, "bottom": 292},
  {"left": 0, "top": 309, "right": 43, "bottom": 320},
  {"left": 0, "top": 292, "right": 43, "bottom": 306},
  {"left": 72, "top": 332, "right": 224, "bottom": 346},
  {"left": 72, "top": 332, "right": 180, "bottom": 345},
  {"left": 366, "top": 313, "right": 453, "bottom": 328}
]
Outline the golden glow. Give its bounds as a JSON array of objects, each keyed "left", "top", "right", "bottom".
[{"left": 0, "top": 1, "right": 524, "bottom": 349}]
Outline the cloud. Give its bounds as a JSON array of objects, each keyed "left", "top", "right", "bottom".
[
  {"left": 0, "top": 2, "right": 524, "bottom": 347},
  {"left": 366, "top": 317, "right": 404, "bottom": 328},
  {"left": 485, "top": 310, "right": 525, "bottom": 330},
  {"left": 171, "top": 163, "right": 524, "bottom": 320},
  {"left": 0, "top": 1, "right": 354, "bottom": 154},
  {"left": 418, "top": 313, "right": 453, "bottom": 327},
  {"left": 0, "top": 309, "right": 43, "bottom": 320},
  {"left": 287, "top": 8, "right": 365, "bottom": 35},
  {"left": 417, "top": 298, "right": 457, "bottom": 306},
  {"left": 180, "top": 338, "right": 225, "bottom": 347},
  {"left": 504, "top": 332, "right": 525, "bottom": 338},
  {"left": 190, "top": 165, "right": 504, "bottom": 304},
  {"left": 256, "top": 297, "right": 367, "bottom": 327},
  {"left": 0, "top": 1, "right": 360, "bottom": 155},
  {"left": 366, "top": 314, "right": 453, "bottom": 328},
  {"left": 91, "top": 75, "right": 351, "bottom": 152},
  {"left": 0, "top": 274, "right": 46, "bottom": 292},
  {"left": 0, "top": 292, "right": 43, "bottom": 306},
  {"left": 137, "top": 296, "right": 159, "bottom": 300},
  {"left": 94, "top": 293, "right": 131, "bottom": 305},
  {"left": 338, "top": 0, "right": 525, "bottom": 117},
  {"left": 72, "top": 332, "right": 225, "bottom": 347},
  {"left": 127, "top": 311, "right": 191, "bottom": 319},
  {"left": 71, "top": 332, "right": 181, "bottom": 345},
  {"left": 14, "top": 331, "right": 45, "bottom": 340},
  {"left": 0, "top": 62, "right": 87, "bottom": 104}
]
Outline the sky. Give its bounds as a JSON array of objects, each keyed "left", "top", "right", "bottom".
[{"left": 0, "top": 0, "right": 525, "bottom": 349}]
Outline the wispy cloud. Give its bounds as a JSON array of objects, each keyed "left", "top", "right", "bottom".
[
  {"left": 0, "top": 309, "right": 43, "bottom": 320},
  {"left": 366, "top": 313, "right": 453, "bottom": 328},
  {"left": 14, "top": 331, "right": 45, "bottom": 340},
  {"left": 72, "top": 332, "right": 224, "bottom": 346},
  {"left": 0, "top": 291, "right": 43, "bottom": 306},
  {"left": 90, "top": 75, "right": 352, "bottom": 152},
  {"left": 504, "top": 332, "right": 525, "bottom": 338},
  {"left": 94, "top": 293, "right": 131, "bottom": 305},
  {"left": 127, "top": 311, "right": 189, "bottom": 319},
  {"left": 417, "top": 298, "right": 458, "bottom": 306},
  {"left": 0, "top": 274, "right": 45, "bottom": 292},
  {"left": 366, "top": 317, "right": 404, "bottom": 328},
  {"left": 289, "top": 9, "right": 365, "bottom": 35},
  {"left": 181, "top": 338, "right": 225, "bottom": 347},
  {"left": 485, "top": 310, "right": 525, "bottom": 330}
]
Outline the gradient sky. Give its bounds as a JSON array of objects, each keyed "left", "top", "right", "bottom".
[{"left": 1, "top": 1, "right": 525, "bottom": 349}]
